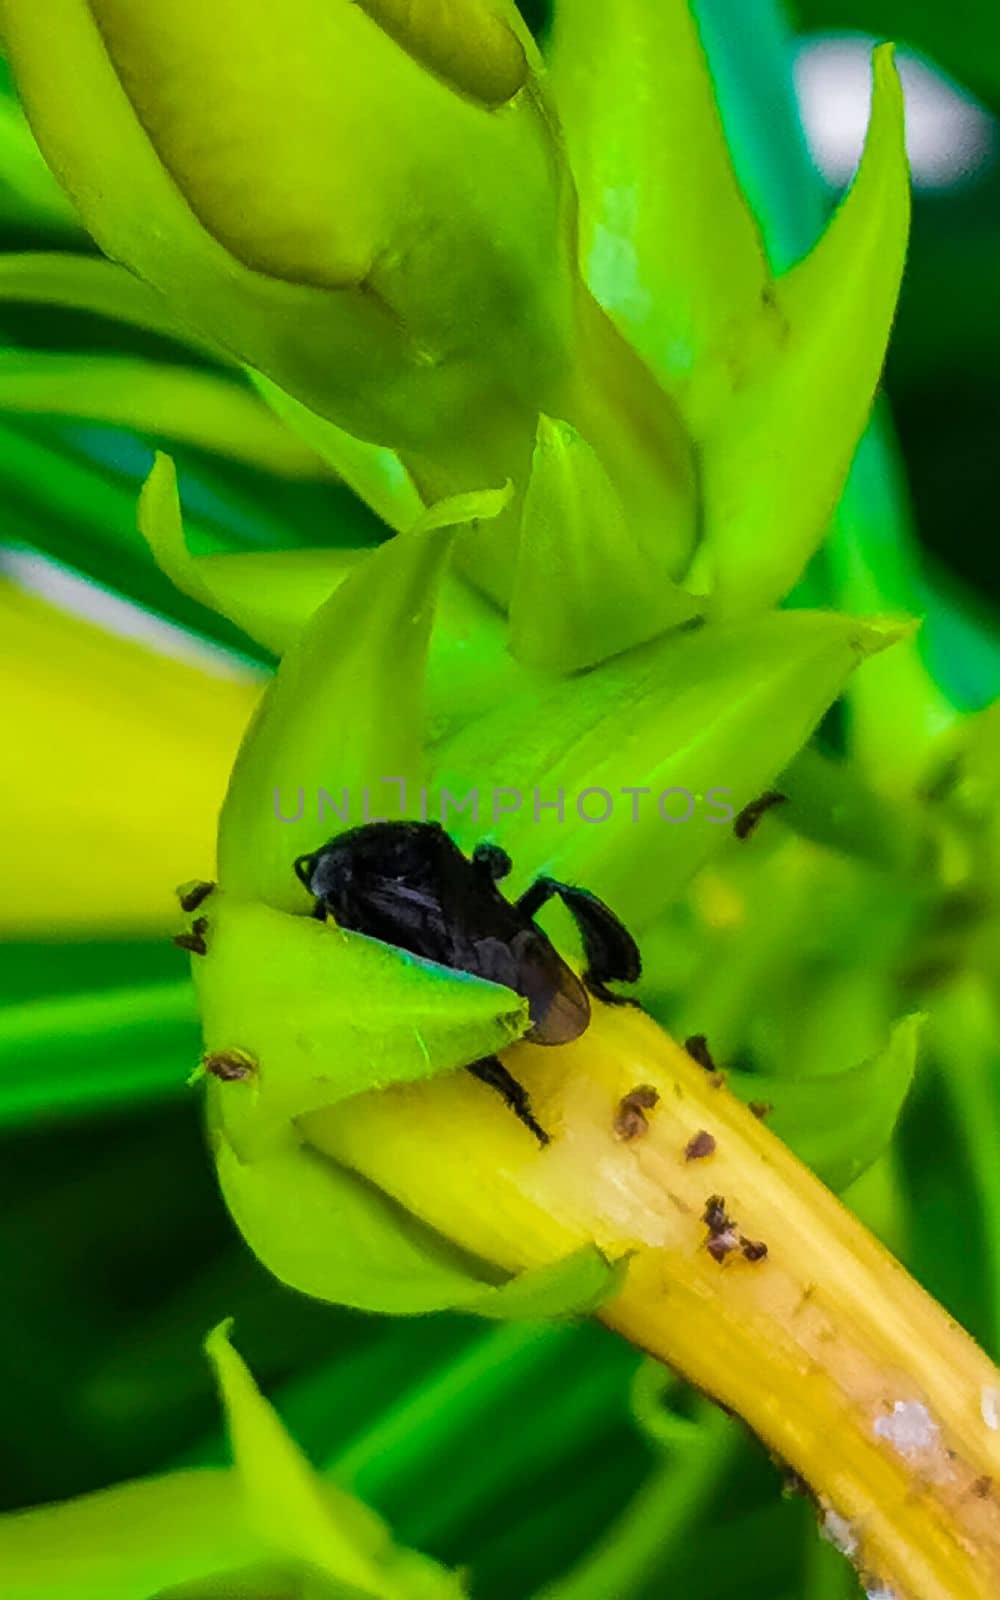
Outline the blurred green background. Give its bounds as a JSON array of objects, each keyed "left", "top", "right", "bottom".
[{"left": 0, "top": 4, "right": 998, "bottom": 1598}]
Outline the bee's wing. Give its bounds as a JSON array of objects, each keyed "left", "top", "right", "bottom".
[
  {"left": 503, "top": 928, "right": 590, "bottom": 1045},
  {"left": 464, "top": 929, "right": 589, "bottom": 1040}
]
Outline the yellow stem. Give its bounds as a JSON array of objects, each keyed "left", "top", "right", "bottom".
[{"left": 301, "top": 1005, "right": 1000, "bottom": 1600}]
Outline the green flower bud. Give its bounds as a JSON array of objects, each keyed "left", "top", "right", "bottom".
[{"left": 0, "top": 0, "right": 577, "bottom": 459}]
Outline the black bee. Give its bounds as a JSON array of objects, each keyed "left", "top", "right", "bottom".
[{"left": 294, "top": 821, "right": 641, "bottom": 1146}]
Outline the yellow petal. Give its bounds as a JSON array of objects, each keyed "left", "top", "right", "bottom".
[{"left": 0, "top": 578, "right": 260, "bottom": 935}]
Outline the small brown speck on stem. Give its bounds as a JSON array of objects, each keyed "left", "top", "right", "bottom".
[
  {"left": 614, "top": 1084, "right": 660, "bottom": 1141},
  {"left": 741, "top": 1237, "right": 769, "bottom": 1263},
  {"left": 685, "top": 1129, "right": 717, "bottom": 1161},
  {"left": 703, "top": 1194, "right": 740, "bottom": 1262}
]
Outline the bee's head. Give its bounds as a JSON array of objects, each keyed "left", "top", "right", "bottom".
[{"left": 294, "top": 820, "right": 452, "bottom": 905}]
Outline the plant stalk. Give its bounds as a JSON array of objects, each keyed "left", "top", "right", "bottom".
[{"left": 302, "top": 1004, "right": 1000, "bottom": 1600}]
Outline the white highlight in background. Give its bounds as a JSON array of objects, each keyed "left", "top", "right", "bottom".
[
  {"left": 795, "top": 35, "right": 996, "bottom": 189},
  {"left": 0, "top": 545, "right": 263, "bottom": 682}
]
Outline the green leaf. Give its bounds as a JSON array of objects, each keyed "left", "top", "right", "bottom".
[
  {"left": 508, "top": 416, "right": 701, "bottom": 672},
  {"left": 432, "top": 609, "right": 908, "bottom": 931},
  {"left": 0, "top": 979, "right": 197, "bottom": 1128},
  {"left": 195, "top": 895, "right": 529, "bottom": 1160},
  {"left": 215, "top": 484, "right": 511, "bottom": 908},
  {"left": 728, "top": 1014, "right": 925, "bottom": 1192},
  {"left": 700, "top": 46, "right": 911, "bottom": 616},
  {"left": 0, "top": 1471, "right": 254, "bottom": 1600},
  {"left": 206, "top": 1325, "right": 471, "bottom": 1598},
  {"left": 0, "top": 353, "right": 326, "bottom": 478},
  {"left": 0, "top": 252, "right": 213, "bottom": 350},
  {"left": 204, "top": 1325, "right": 392, "bottom": 1599}
]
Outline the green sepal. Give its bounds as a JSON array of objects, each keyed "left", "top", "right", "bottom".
[
  {"left": 251, "top": 371, "right": 424, "bottom": 534},
  {"left": 195, "top": 895, "right": 530, "bottom": 1160},
  {"left": 432, "top": 609, "right": 908, "bottom": 932},
  {"left": 628, "top": 1360, "right": 706, "bottom": 1454},
  {"left": 138, "top": 451, "right": 362, "bottom": 653},
  {"left": 216, "top": 484, "right": 511, "bottom": 907},
  {"left": 508, "top": 416, "right": 701, "bottom": 672},
  {"left": 138, "top": 453, "right": 535, "bottom": 742},
  {"left": 465, "top": 1244, "right": 629, "bottom": 1321},
  {"left": 699, "top": 46, "right": 911, "bottom": 616},
  {"left": 214, "top": 1128, "right": 505, "bottom": 1316},
  {"left": 215, "top": 1119, "right": 624, "bottom": 1319},
  {"left": 728, "top": 1014, "right": 924, "bottom": 1193}
]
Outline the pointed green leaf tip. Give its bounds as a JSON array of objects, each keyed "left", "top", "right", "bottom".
[
  {"left": 250, "top": 370, "right": 425, "bottom": 534},
  {"left": 729, "top": 1013, "right": 925, "bottom": 1193},
  {"left": 699, "top": 45, "right": 911, "bottom": 616},
  {"left": 215, "top": 482, "right": 511, "bottom": 909},
  {"left": 205, "top": 1321, "right": 469, "bottom": 1597},
  {"left": 138, "top": 449, "right": 363, "bottom": 653},
  {"left": 204, "top": 1321, "right": 392, "bottom": 1597},
  {"left": 509, "top": 416, "right": 702, "bottom": 671},
  {"left": 195, "top": 894, "right": 530, "bottom": 1162}
]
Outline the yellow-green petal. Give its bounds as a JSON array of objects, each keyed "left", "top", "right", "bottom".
[{"left": 0, "top": 577, "right": 259, "bottom": 935}]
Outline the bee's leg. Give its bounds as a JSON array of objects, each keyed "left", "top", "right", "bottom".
[
  {"left": 516, "top": 877, "right": 642, "bottom": 1007},
  {"left": 472, "top": 841, "right": 513, "bottom": 883},
  {"left": 466, "top": 1055, "right": 550, "bottom": 1146}
]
